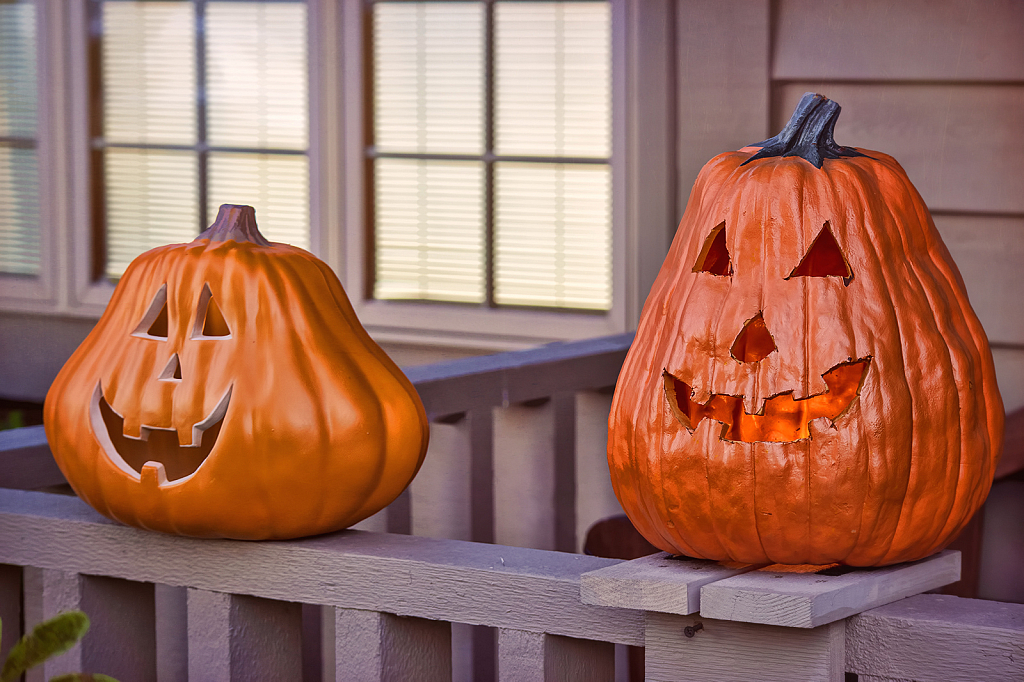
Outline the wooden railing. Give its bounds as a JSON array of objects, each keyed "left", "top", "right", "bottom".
[{"left": 1, "top": 334, "right": 1022, "bottom": 682}]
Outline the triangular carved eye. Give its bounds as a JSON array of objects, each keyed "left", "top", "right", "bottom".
[
  {"left": 191, "top": 284, "right": 231, "bottom": 339},
  {"left": 132, "top": 284, "right": 169, "bottom": 340},
  {"left": 788, "top": 222, "right": 853, "bottom": 285},
  {"left": 693, "top": 221, "right": 733, "bottom": 276}
]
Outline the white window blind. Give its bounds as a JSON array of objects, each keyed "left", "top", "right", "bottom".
[
  {"left": 96, "top": 0, "right": 308, "bottom": 280},
  {"left": 0, "top": 0, "right": 39, "bottom": 276},
  {"left": 371, "top": 0, "right": 612, "bottom": 311}
]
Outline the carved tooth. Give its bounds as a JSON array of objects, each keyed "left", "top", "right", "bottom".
[
  {"left": 141, "top": 461, "right": 168, "bottom": 488},
  {"left": 121, "top": 414, "right": 143, "bottom": 439}
]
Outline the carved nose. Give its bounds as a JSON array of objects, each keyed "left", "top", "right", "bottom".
[
  {"left": 159, "top": 353, "right": 183, "bottom": 382},
  {"left": 731, "top": 312, "right": 777, "bottom": 363}
]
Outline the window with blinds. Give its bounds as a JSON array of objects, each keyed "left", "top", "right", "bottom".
[
  {"left": 92, "top": 0, "right": 309, "bottom": 280},
  {"left": 371, "top": 0, "right": 612, "bottom": 311},
  {"left": 0, "top": 0, "right": 39, "bottom": 276}
]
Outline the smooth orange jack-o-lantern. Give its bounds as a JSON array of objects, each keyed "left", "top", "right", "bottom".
[
  {"left": 608, "top": 93, "right": 1004, "bottom": 566},
  {"left": 44, "top": 205, "right": 428, "bottom": 540}
]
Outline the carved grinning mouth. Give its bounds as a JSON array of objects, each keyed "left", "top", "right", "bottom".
[
  {"left": 663, "top": 359, "right": 870, "bottom": 443},
  {"left": 89, "top": 383, "right": 231, "bottom": 485}
]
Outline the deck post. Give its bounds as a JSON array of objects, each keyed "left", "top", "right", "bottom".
[
  {"left": 497, "top": 628, "right": 614, "bottom": 682},
  {"left": 330, "top": 607, "right": 451, "bottom": 682},
  {"left": 22, "top": 568, "right": 157, "bottom": 681},
  {"left": 644, "top": 613, "right": 845, "bottom": 682},
  {"left": 0, "top": 564, "right": 21, "bottom": 666},
  {"left": 186, "top": 588, "right": 302, "bottom": 681}
]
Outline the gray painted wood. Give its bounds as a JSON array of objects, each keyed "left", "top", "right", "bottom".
[
  {"left": 993, "top": 347, "right": 1024, "bottom": 413},
  {"left": 773, "top": 83, "right": 1024, "bottom": 215},
  {"left": 332, "top": 608, "right": 450, "bottom": 682},
  {"left": 700, "top": 550, "right": 960, "bottom": 628},
  {"left": 405, "top": 333, "right": 632, "bottom": 419},
  {"left": 0, "top": 564, "right": 20, "bottom": 667},
  {"left": 934, "top": 213, "right": 1024, "bottom": 347},
  {"left": 846, "top": 593, "right": 1024, "bottom": 681},
  {"left": 187, "top": 588, "right": 302, "bottom": 682},
  {"left": 494, "top": 401, "right": 556, "bottom": 550},
  {"left": 498, "top": 629, "right": 614, "bottom": 682},
  {"left": 22, "top": 569, "right": 86, "bottom": 681},
  {"left": 410, "top": 419, "right": 473, "bottom": 542},
  {"left": 580, "top": 552, "right": 753, "bottom": 615},
  {"left": 0, "top": 489, "right": 644, "bottom": 646},
  {"left": 574, "top": 390, "right": 622, "bottom": 553},
  {"left": 675, "top": 0, "right": 770, "bottom": 203},
  {"left": 0, "top": 425, "right": 66, "bottom": 491},
  {"left": 79, "top": 575, "right": 157, "bottom": 680},
  {"left": 155, "top": 584, "right": 188, "bottom": 682},
  {"left": 645, "top": 612, "right": 845, "bottom": 682},
  {"left": 774, "top": 0, "right": 1024, "bottom": 81}
]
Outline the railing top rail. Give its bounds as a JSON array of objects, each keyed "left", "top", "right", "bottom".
[
  {"left": 405, "top": 332, "right": 633, "bottom": 417},
  {"left": 0, "top": 488, "right": 644, "bottom": 646}
]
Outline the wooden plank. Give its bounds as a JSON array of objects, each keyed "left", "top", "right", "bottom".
[
  {"left": 700, "top": 550, "right": 960, "bottom": 628},
  {"left": 187, "top": 588, "right": 302, "bottom": 681},
  {"left": 497, "top": 629, "right": 614, "bottom": 682},
  {"left": 410, "top": 418, "right": 473, "bottom": 541},
  {"left": 774, "top": 0, "right": 1024, "bottom": 82},
  {"left": 580, "top": 552, "right": 753, "bottom": 615},
  {"left": 979, "top": 479, "right": 1024, "bottom": 603},
  {"left": 494, "top": 401, "right": 556, "bottom": 551},
  {"left": 645, "top": 612, "right": 845, "bottom": 682},
  {"left": 79, "top": 575, "right": 156, "bottom": 680},
  {"left": 406, "top": 333, "right": 632, "bottom": 418},
  {"left": 0, "top": 424, "right": 66, "bottom": 491},
  {"left": 0, "top": 489, "right": 644, "bottom": 646},
  {"left": 332, "top": 608, "right": 451, "bottom": 682},
  {"left": 846, "top": 593, "right": 1024, "bottom": 681},
  {"left": 0, "top": 564, "right": 21, "bottom": 671},
  {"left": 552, "top": 392, "right": 577, "bottom": 553},
  {"left": 22, "top": 568, "right": 82, "bottom": 682},
  {"left": 933, "top": 214, "right": 1024, "bottom": 346},
  {"left": 993, "top": 347, "right": 1024, "bottom": 413},
  {"left": 676, "top": 0, "right": 770, "bottom": 204},
  {"left": 774, "top": 83, "right": 1024, "bottom": 214},
  {"left": 573, "top": 390, "right": 622, "bottom": 553},
  {"left": 155, "top": 584, "right": 188, "bottom": 682}
]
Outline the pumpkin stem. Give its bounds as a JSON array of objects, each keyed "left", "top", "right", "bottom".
[
  {"left": 741, "top": 92, "right": 869, "bottom": 169},
  {"left": 196, "top": 204, "right": 271, "bottom": 246}
]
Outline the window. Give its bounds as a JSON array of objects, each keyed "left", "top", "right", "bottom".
[
  {"left": 90, "top": 0, "right": 309, "bottom": 280},
  {"left": 370, "top": 1, "right": 612, "bottom": 311},
  {"left": 0, "top": 0, "right": 674, "bottom": 350}
]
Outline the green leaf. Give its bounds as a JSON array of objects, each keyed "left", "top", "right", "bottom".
[
  {"left": 0, "top": 611, "right": 90, "bottom": 682},
  {"left": 50, "top": 674, "right": 121, "bottom": 682}
]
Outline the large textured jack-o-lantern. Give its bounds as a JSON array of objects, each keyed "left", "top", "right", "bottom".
[
  {"left": 608, "top": 93, "right": 1004, "bottom": 566},
  {"left": 45, "top": 205, "right": 428, "bottom": 540}
]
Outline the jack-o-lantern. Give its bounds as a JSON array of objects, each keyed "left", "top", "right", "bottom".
[
  {"left": 608, "top": 93, "right": 1004, "bottom": 566},
  {"left": 45, "top": 205, "right": 428, "bottom": 540}
]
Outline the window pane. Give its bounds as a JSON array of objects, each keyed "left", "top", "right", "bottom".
[
  {"left": 0, "top": 0, "right": 38, "bottom": 276},
  {"left": 206, "top": 2, "right": 308, "bottom": 150},
  {"left": 208, "top": 152, "right": 309, "bottom": 249},
  {"left": 0, "top": 146, "right": 39, "bottom": 275},
  {"left": 494, "top": 1, "right": 610, "bottom": 158},
  {"left": 0, "top": 0, "right": 36, "bottom": 137},
  {"left": 373, "top": 2, "right": 483, "bottom": 155},
  {"left": 102, "top": 1, "right": 196, "bottom": 145},
  {"left": 494, "top": 162, "right": 611, "bottom": 310},
  {"left": 374, "top": 158, "right": 484, "bottom": 303},
  {"left": 105, "top": 149, "right": 198, "bottom": 278}
]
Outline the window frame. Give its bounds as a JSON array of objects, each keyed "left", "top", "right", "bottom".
[{"left": 0, "top": 0, "right": 676, "bottom": 354}]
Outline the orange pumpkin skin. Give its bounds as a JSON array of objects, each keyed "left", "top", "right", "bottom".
[
  {"left": 45, "top": 205, "right": 428, "bottom": 540},
  {"left": 608, "top": 94, "right": 1003, "bottom": 566}
]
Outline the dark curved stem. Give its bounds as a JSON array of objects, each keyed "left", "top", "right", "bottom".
[{"left": 741, "top": 92, "right": 869, "bottom": 169}]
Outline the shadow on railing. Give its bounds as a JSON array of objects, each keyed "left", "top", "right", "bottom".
[{"left": 1, "top": 333, "right": 1022, "bottom": 682}]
